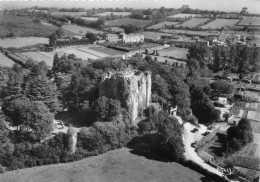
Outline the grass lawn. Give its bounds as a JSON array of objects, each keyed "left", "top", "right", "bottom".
[
  {"left": 0, "top": 148, "right": 205, "bottom": 182},
  {"left": 0, "top": 14, "right": 57, "bottom": 38}
]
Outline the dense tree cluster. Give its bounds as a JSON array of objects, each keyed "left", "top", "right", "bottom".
[{"left": 227, "top": 118, "right": 254, "bottom": 153}]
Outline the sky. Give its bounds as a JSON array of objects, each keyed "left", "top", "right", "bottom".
[{"left": 0, "top": 0, "right": 260, "bottom": 14}]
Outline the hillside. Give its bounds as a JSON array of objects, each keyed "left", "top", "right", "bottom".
[{"left": 0, "top": 148, "right": 204, "bottom": 182}]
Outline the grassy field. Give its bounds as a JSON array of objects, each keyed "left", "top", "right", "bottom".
[
  {"left": 21, "top": 52, "right": 53, "bottom": 67},
  {"left": 161, "top": 29, "right": 220, "bottom": 36},
  {"left": 88, "top": 46, "right": 126, "bottom": 56},
  {"left": 0, "top": 37, "right": 49, "bottom": 48},
  {"left": 176, "top": 18, "right": 210, "bottom": 28},
  {"left": 79, "top": 17, "right": 98, "bottom": 21},
  {"left": 0, "top": 148, "right": 205, "bottom": 182},
  {"left": 142, "top": 31, "right": 172, "bottom": 41},
  {"left": 168, "top": 14, "right": 202, "bottom": 18},
  {"left": 200, "top": 19, "right": 239, "bottom": 29},
  {"left": 62, "top": 24, "right": 103, "bottom": 35},
  {"left": 51, "top": 11, "right": 87, "bottom": 17},
  {"left": 0, "top": 14, "right": 57, "bottom": 38},
  {"left": 146, "top": 21, "right": 180, "bottom": 30},
  {"left": 157, "top": 47, "right": 188, "bottom": 59},
  {"left": 238, "top": 16, "right": 260, "bottom": 26},
  {"left": 247, "top": 111, "right": 260, "bottom": 121},
  {"left": 106, "top": 18, "right": 152, "bottom": 28},
  {"left": 251, "top": 121, "right": 260, "bottom": 133},
  {"left": 95, "top": 12, "right": 131, "bottom": 17},
  {"left": 0, "top": 53, "right": 14, "bottom": 67}
]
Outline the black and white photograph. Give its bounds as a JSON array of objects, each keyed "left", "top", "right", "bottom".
[{"left": 0, "top": 0, "right": 259, "bottom": 181}]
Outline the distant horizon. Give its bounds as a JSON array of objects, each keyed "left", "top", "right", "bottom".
[{"left": 0, "top": 0, "right": 260, "bottom": 14}]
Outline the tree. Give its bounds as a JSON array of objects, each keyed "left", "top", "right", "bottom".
[
  {"left": 123, "top": 24, "right": 137, "bottom": 34},
  {"left": 210, "top": 80, "right": 235, "bottom": 96},
  {"left": 85, "top": 32, "right": 97, "bottom": 43},
  {"left": 93, "top": 96, "right": 122, "bottom": 122}
]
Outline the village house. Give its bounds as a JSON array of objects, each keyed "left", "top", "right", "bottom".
[
  {"left": 105, "top": 34, "right": 120, "bottom": 42},
  {"left": 121, "top": 33, "right": 145, "bottom": 43}
]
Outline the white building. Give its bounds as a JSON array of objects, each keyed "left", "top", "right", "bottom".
[{"left": 121, "top": 33, "right": 144, "bottom": 43}]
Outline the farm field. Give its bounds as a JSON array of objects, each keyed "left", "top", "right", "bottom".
[
  {"left": 0, "top": 53, "right": 14, "bottom": 67},
  {"left": 168, "top": 14, "right": 202, "bottom": 18},
  {"left": 161, "top": 29, "right": 220, "bottom": 36},
  {"left": 51, "top": 11, "right": 87, "bottom": 17},
  {"left": 21, "top": 52, "right": 53, "bottom": 67},
  {"left": 251, "top": 121, "right": 260, "bottom": 134},
  {"left": 0, "top": 14, "right": 57, "bottom": 38},
  {"left": 0, "top": 37, "right": 49, "bottom": 48},
  {"left": 79, "top": 17, "right": 98, "bottom": 21},
  {"left": 157, "top": 47, "right": 188, "bottom": 59},
  {"left": 247, "top": 111, "right": 260, "bottom": 121},
  {"left": 200, "top": 19, "right": 239, "bottom": 29},
  {"left": 176, "top": 18, "right": 210, "bottom": 28},
  {"left": 238, "top": 16, "right": 260, "bottom": 26},
  {"left": 105, "top": 18, "right": 152, "bottom": 28},
  {"left": 0, "top": 147, "right": 205, "bottom": 182},
  {"left": 142, "top": 31, "right": 172, "bottom": 41},
  {"left": 146, "top": 21, "right": 180, "bottom": 30},
  {"left": 95, "top": 12, "right": 131, "bottom": 17},
  {"left": 87, "top": 46, "right": 126, "bottom": 56},
  {"left": 62, "top": 24, "right": 103, "bottom": 35}
]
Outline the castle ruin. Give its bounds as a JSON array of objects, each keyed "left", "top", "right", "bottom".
[{"left": 99, "top": 68, "right": 151, "bottom": 125}]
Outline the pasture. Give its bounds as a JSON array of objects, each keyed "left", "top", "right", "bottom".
[
  {"left": 146, "top": 21, "right": 180, "bottom": 30},
  {"left": 200, "top": 19, "right": 239, "bottom": 29},
  {"left": 51, "top": 11, "right": 87, "bottom": 17},
  {"left": 157, "top": 47, "right": 188, "bottom": 60},
  {"left": 161, "top": 29, "right": 220, "bottom": 36},
  {"left": 142, "top": 31, "right": 172, "bottom": 41},
  {"left": 21, "top": 52, "right": 53, "bottom": 67},
  {"left": 0, "top": 14, "right": 57, "bottom": 38},
  {"left": 0, "top": 37, "right": 49, "bottom": 48},
  {"left": 105, "top": 18, "right": 152, "bottom": 28},
  {"left": 79, "top": 17, "right": 99, "bottom": 21},
  {"left": 0, "top": 53, "right": 14, "bottom": 67},
  {"left": 0, "top": 148, "right": 205, "bottom": 182},
  {"left": 168, "top": 14, "right": 202, "bottom": 18},
  {"left": 238, "top": 16, "right": 260, "bottom": 26},
  {"left": 176, "top": 18, "right": 210, "bottom": 28},
  {"left": 62, "top": 24, "right": 103, "bottom": 35},
  {"left": 95, "top": 12, "right": 131, "bottom": 17}
]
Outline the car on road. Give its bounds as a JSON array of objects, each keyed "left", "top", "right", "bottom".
[{"left": 202, "top": 131, "right": 210, "bottom": 136}]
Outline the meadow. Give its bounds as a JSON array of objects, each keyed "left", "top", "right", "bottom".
[
  {"left": 79, "top": 17, "right": 99, "bottom": 21},
  {"left": 161, "top": 29, "right": 220, "bottom": 36},
  {"left": 0, "top": 148, "right": 205, "bottom": 182},
  {"left": 0, "top": 53, "right": 14, "bottom": 67},
  {"left": 157, "top": 47, "right": 188, "bottom": 60},
  {"left": 62, "top": 24, "right": 103, "bottom": 35},
  {"left": 0, "top": 14, "right": 57, "bottom": 38},
  {"left": 105, "top": 18, "right": 152, "bottom": 28},
  {"left": 0, "top": 37, "right": 49, "bottom": 48},
  {"left": 200, "top": 19, "right": 239, "bottom": 29},
  {"left": 142, "top": 31, "right": 172, "bottom": 41}
]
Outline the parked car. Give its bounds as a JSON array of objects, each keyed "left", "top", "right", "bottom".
[{"left": 191, "top": 128, "right": 199, "bottom": 133}]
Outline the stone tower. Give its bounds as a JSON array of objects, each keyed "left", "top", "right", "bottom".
[{"left": 99, "top": 68, "right": 151, "bottom": 125}]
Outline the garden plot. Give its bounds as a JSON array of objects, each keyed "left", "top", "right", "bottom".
[
  {"left": 247, "top": 111, "right": 260, "bottom": 121},
  {"left": 200, "top": 19, "right": 239, "bottom": 29},
  {"left": 0, "top": 53, "right": 14, "bottom": 67},
  {"left": 176, "top": 18, "right": 210, "bottom": 28},
  {"left": 146, "top": 21, "right": 179, "bottom": 30}
]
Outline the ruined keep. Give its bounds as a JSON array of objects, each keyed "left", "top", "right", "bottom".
[{"left": 99, "top": 68, "right": 151, "bottom": 125}]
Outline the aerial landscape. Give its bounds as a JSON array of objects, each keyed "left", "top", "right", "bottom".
[{"left": 0, "top": 0, "right": 259, "bottom": 181}]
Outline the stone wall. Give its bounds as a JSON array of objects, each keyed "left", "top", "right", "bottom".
[{"left": 99, "top": 68, "right": 151, "bottom": 125}]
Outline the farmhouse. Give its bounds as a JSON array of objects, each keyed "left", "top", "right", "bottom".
[
  {"left": 99, "top": 67, "right": 151, "bottom": 125},
  {"left": 121, "top": 33, "right": 144, "bottom": 43}
]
